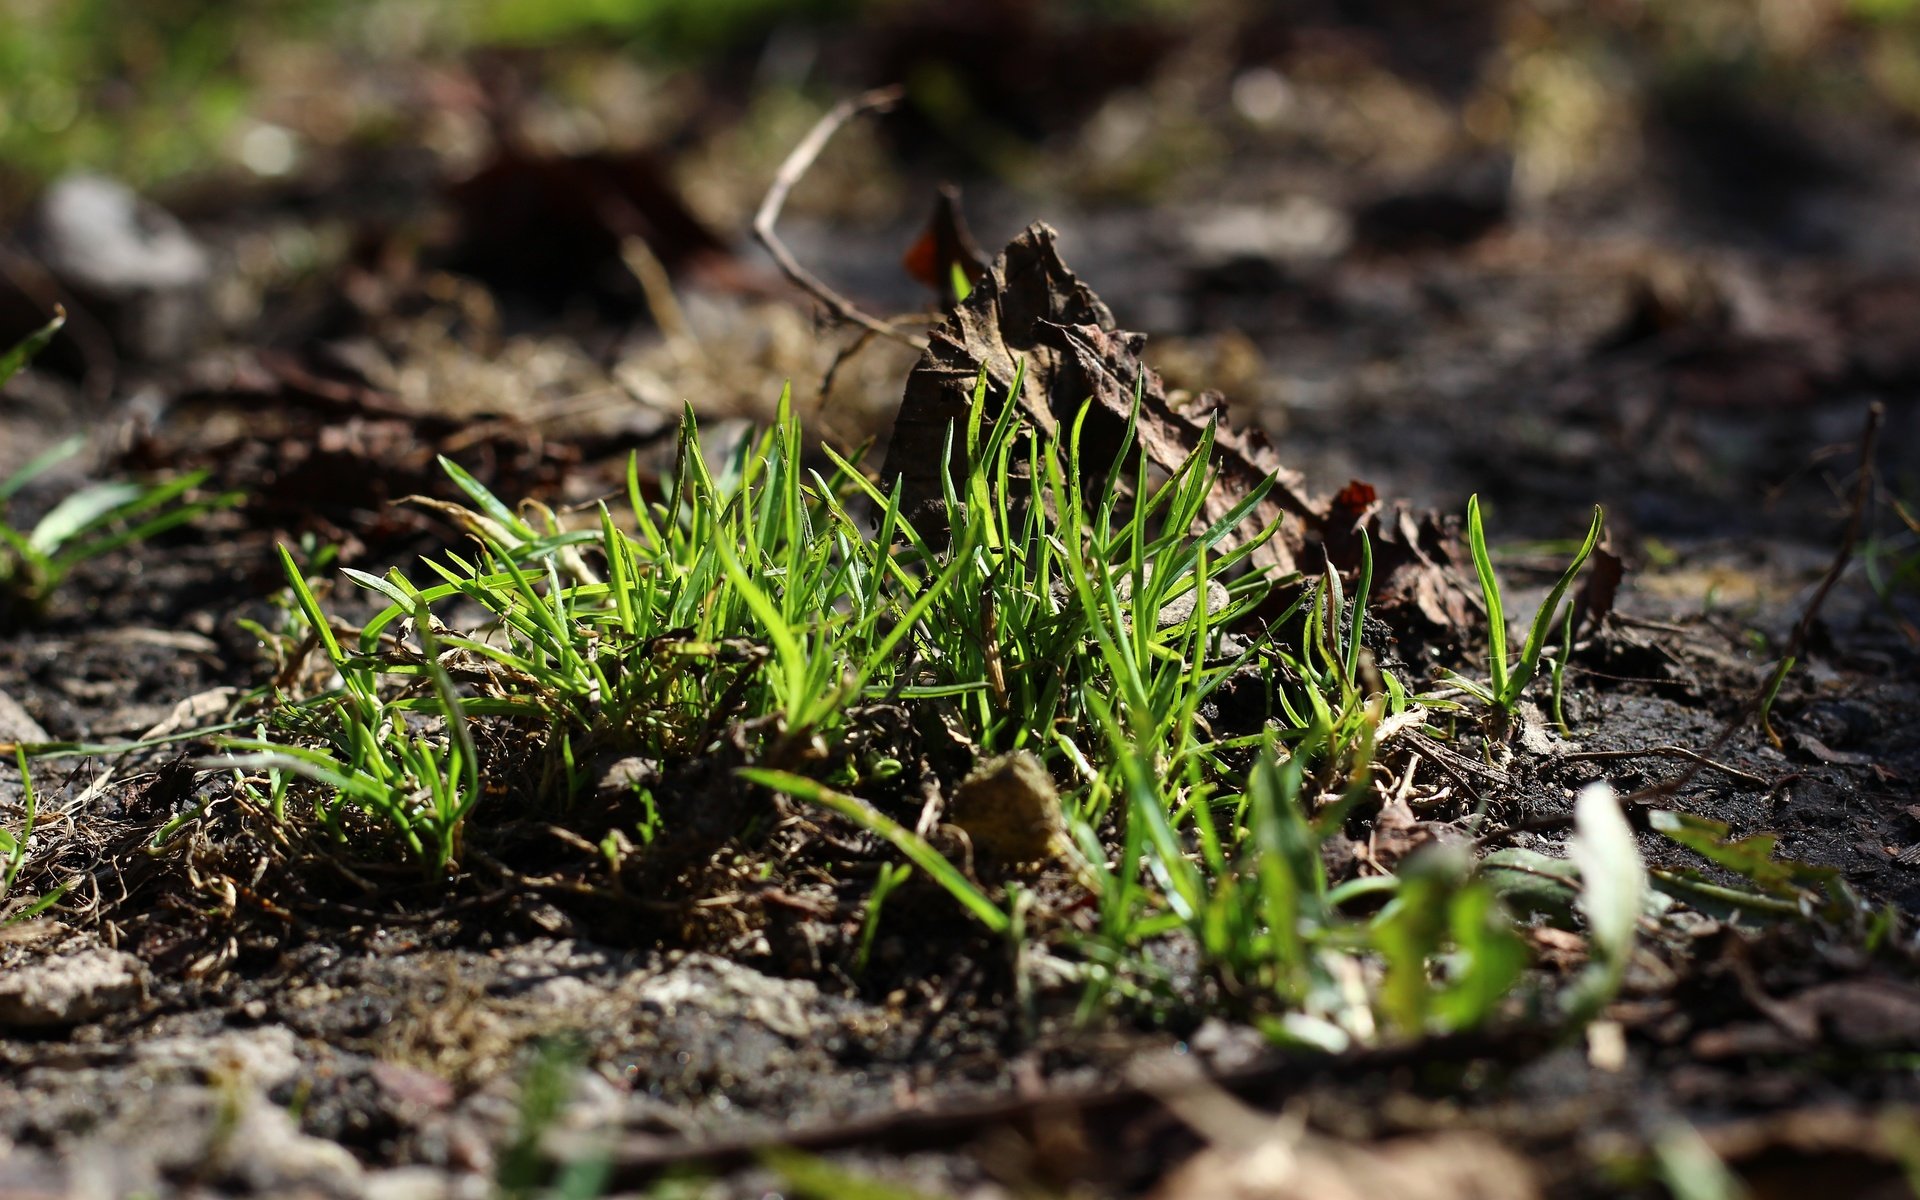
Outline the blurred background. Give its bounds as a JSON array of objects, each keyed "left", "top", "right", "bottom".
[{"left": 1, "top": 0, "right": 1916, "bottom": 554}]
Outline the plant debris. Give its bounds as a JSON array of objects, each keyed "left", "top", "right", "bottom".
[{"left": 1, "top": 9, "right": 1918, "bottom": 1198}]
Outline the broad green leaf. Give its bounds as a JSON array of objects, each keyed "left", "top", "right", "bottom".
[{"left": 1481, "top": 847, "right": 1579, "bottom": 927}]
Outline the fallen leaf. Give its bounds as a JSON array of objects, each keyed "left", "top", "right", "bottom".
[
  {"left": 883, "top": 223, "right": 1316, "bottom": 571},
  {"left": 882, "top": 223, "right": 1481, "bottom": 641},
  {"left": 1575, "top": 546, "right": 1624, "bottom": 632}
]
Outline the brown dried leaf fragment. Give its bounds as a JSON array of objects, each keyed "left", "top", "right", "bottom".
[
  {"left": 948, "top": 750, "right": 1064, "bottom": 869},
  {"left": 882, "top": 221, "right": 1483, "bottom": 644},
  {"left": 882, "top": 223, "right": 1317, "bottom": 573}
]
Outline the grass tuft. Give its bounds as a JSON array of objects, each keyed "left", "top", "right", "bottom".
[{"left": 199, "top": 370, "right": 1636, "bottom": 1038}]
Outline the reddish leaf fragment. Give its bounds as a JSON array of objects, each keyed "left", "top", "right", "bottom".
[
  {"left": 1323, "top": 479, "right": 1381, "bottom": 574},
  {"left": 901, "top": 183, "right": 988, "bottom": 310}
]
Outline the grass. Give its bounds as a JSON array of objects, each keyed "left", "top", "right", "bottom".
[
  {"left": 2, "top": 749, "right": 68, "bottom": 924},
  {"left": 198, "top": 371, "right": 1651, "bottom": 1042},
  {"left": 1863, "top": 490, "right": 1919, "bottom": 643},
  {"left": 1, "top": 312, "right": 240, "bottom": 623},
  {"left": 1437, "top": 494, "right": 1604, "bottom": 733},
  {"left": 495, "top": 1037, "right": 611, "bottom": 1200},
  {"left": 0, "top": 0, "right": 869, "bottom": 192}
]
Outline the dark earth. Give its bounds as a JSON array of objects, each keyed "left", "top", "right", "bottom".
[{"left": 2, "top": 4, "right": 1919, "bottom": 1198}]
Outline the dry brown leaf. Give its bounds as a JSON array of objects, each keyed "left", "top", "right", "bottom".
[
  {"left": 881, "top": 222, "right": 1480, "bottom": 639},
  {"left": 882, "top": 223, "right": 1318, "bottom": 573}
]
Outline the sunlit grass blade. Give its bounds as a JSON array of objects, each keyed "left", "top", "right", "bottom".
[
  {"left": 1466, "top": 494, "right": 1508, "bottom": 698},
  {"left": 1504, "top": 504, "right": 1603, "bottom": 705},
  {"left": 739, "top": 768, "right": 1009, "bottom": 934}
]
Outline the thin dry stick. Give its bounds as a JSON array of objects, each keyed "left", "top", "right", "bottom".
[
  {"left": 1617, "top": 398, "right": 1885, "bottom": 806},
  {"left": 1475, "top": 400, "right": 1886, "bottom": 849},
  {"left": 1560, "top": 745, "right": 1767, "bottom": 788},
  {"left": 752, "top": 85, "right": 925, "bottom": 350}
]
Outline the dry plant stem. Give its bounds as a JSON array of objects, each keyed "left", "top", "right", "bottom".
[
  {"left": 1561, "top": 746, "right": 1767, "bottom": 788},
  {"left": 1476, "top": 401, "right": 1885, "bottom": 850},
  {"left": 1621, "top": 400, "right": 1883, "bottom": 804},
  {"left": 753, "top": 85, "right": 925, "bottom": 350},
  {"left": 619, "top": 235, "right": 695, "bottom": 347},
  {"left": 817, "top": 325, "right": 878, "bottom": 404}
]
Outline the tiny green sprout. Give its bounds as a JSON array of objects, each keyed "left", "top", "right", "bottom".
[
  {"left": 1443, "top": 495, "right": 1604, "bottom": 728},
  {"left": 1759, "top": 655, "right": 1795, "bottom": 749},
  {"left": 2, "top": 312, "right": 241, "bottom": 621}
]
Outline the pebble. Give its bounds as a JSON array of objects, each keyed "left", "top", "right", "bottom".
[
  {"left": 0, "top": 688, "right": 50, "bottom": 745},
  {"left": 0, "top": 947, "right": 145, "bottom": 1029},
  {"left": 23, "top": 174, "right": 211, "bottom": 362}
]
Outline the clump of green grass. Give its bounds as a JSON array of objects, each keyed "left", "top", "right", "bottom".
[
  {"left": 213, "top": 373, "right": 1631, "bottom": 1039},
  {"left": 1, "top": 313, "right": 240, "bottom": 623}
]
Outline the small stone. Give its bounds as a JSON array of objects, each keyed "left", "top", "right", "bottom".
[
  {"left": 135, "top": 1025, "right": 303, "bottom": 1090},
  {"left": 0, "top": 688, "right": 50, "bottom": 745},
  {"left": 634, "top": 953, "right": 824, "bottom": 1041},
  {"left": 948, "top": 750, "right": 1064, "bottom": 866},
  {"left": 218, "top": 1098, "right": 364, "bottom": 1196},
  {"left": 1111, "top": 564, "right": 1232, "bottom": 630},
  {"left": 365, "top": 1166, "right": 491, "bottom": 1200},
  {"left": 1189, "top": 1017, "right": 1269, "bottom": 1072},
  {"left": 588, "top": 753, "right": 659, "bottom": 801},
  {"left": 0, "top": 947, "right": 144, "bottom": 1028},
  {"left": 23, "top": 174, "right": 211, "bottom": 362}
]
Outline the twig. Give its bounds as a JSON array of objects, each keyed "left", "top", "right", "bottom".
[
  {"left": 752, "top": 85, "right": 925, "bottom": 350},
  {"left": 1618, "top": 400, "right": 1883, "bottom": 807},
  {"left": 1477, "top": 402, "right": 1886, "bottom": 849},
  {"left": 546, "top": 1026, "right": 1553, "bottom": 1183},
  {"left": 1559, "top": 745, "right": 1768, "bottom": 788},
  {"left": 817, "top": 324, "right": 878, "bottom": 405}
]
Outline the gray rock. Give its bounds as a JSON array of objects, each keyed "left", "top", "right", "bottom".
[
  {"left": 23, "top": 174, "right": 210, "bottom": 362},
  {"left": 218, "top": 1099, "right": 365, "bottom": 1197},
  {"left": 76, "top": 1084, "right": 364, "bottom": 1198},
  {"left": 0, "top": 947, "right": 144, "bottom": 1029},
  {"left": 587, "top": 753, "right": 659, "bottom": 802},
  {"left": 1111, "top": 563, "right": 1231, "bottom": 630},
  {"left": 364, "top": 1166, "right": 491, "bottom": 1200},
  {"left": 634, "top": 953, "right": 826, "bottom": 1041},
  {"left": 134, "top": 1025, "right": 304, "bottom": 1091},
  {"left": 0, "top": 688, "right": 50, "bottom": 745}
]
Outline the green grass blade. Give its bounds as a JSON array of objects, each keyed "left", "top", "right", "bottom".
[
  {"left": 278, "top": 544, "right": 347, "bottom": 668},
  {"left": 1466, "top": 495, "right": 1508, "bottom": 698},
  {"left": 0, "top": 433, "right": 84, "bottom": 504},
  {"left": 739, "top": 768, "right": 1009, "bottom": 934},
  {"left": 437, "top": 455, "right": 534, "bottom": 541},
  {"left": 0, "top": 309, "right": 64, "bottom": 392},
  {"left": 1505, "top": 504, "right": 1603, "bottom": 705}
]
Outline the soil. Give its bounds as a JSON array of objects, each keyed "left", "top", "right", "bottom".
[{"left": 3, "top": 10, "right": 1920, "bottom": 1199}]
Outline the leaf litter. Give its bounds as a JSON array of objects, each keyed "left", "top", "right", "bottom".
[{"left": 0, "top": 72, "right": 1918, "bottom": 1200}]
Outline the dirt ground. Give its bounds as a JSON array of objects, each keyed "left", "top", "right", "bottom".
[{"left": 2, "top": 5, "right": 1919, "bottom": 1198}]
